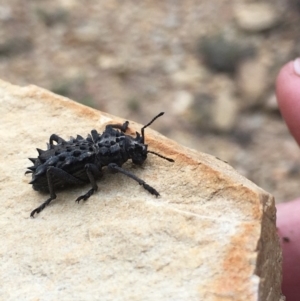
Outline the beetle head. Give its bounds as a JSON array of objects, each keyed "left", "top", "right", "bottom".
[
  {"left": 130, "top": 112, "right": 174, "bottom": 164},
  {"left": 129, "top": 140, "right": 148, "bottom": 165}
]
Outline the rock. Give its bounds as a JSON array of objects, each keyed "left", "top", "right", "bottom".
[
  {"left": 189, "top": 92, "right": 215, "bottom": 130},
  {"left": 210, "top": 76, "right": 239, "bottom": 132},
  {"left": 171, "top": 90, "right": 194, "bottom": 115},
  {"left": 212, "top": 91, "right": 239, "bottom": 132},
  {"left": 237, "top": 56, "right": 270, "bottom": 107},
  {"left": 97, "top": 54, "right": 123, "bottom": 70},
  {"left": 72, "top": 24, "right": 100, "bottom": 43},
  {"left": 0, "top": 79, "right": 283, "bottom": 301},
  {"left": 197, "top": 34, "right": 245, "bottom": 74},
  {"left": 171, "top": 57, "right": 205, "bottom": 87},
  {"left": 0, "top": 5, "right": 12, "bottom": 21},
  {"left": 60, "top": 0, "right": 78, "bottom": 9},
  {"left": 234, "top": 3, "right": 280, "bottom": 32},
  {"left": 191, "top": 75, "right": 239, "bottom": 133}
]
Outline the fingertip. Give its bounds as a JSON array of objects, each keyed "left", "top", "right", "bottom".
[
  {"left": 276, "top": 59, "right": 300, "bottom": 145},
  {"left": 293, "top": 58, "right": 300, "bottom": 76},
  {"left": 277, "top": 199, "right": 300, "bottom": 301}
]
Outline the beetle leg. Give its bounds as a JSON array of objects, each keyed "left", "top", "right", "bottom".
[
  {"left": 31, "top": 166, "right": 57, "bottom": 217},
  {"left": 106, "top": 121, "right": 129, "bottom": 132},
  {"left": 30, "top": 167, "right": 85, "bottom": 217},
  {"left": 75, "top": 164, "right": 102, "bottom": 203},
  {"left": 107, "top": 163, "right": 159, "bottom": 196}
]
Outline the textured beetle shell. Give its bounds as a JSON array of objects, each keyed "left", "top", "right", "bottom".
[
  {"left": 28, "top": 135, "right": 96, "bottom": 192},
  {"left": 28, "top": 123, "right": 138, "bottom": 191},
  {"left": 96, "top": 129, "right": 129, "bottom": 166}
]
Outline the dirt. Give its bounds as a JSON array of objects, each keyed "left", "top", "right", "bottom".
[{"left": 1, "top": 0, "right": 300, "bottom": 203}]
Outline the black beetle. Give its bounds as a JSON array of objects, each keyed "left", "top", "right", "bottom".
[{"left": 26, "top": 112, "right": 174, "bottom": 217}]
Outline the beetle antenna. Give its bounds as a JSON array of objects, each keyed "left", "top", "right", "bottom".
[
  {"left": 147, "top": 150, "right": 174, "bottom": 162},
  {"left": 141, "top": 112, "right": 164, "bottom": 143}
]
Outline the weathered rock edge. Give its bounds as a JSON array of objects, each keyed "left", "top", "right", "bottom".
[{"left": 0, "top": 79, "right": 283, "bottom": 301}]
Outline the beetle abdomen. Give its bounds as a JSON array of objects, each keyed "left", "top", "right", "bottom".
[{"left": 28, "top": 137, "right": 97, "bottom": 192}]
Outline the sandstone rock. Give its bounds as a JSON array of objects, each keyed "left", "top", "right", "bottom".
[
  {"left": 0, "top": 79, "right": 283, "bottom": 300},
  {"left": 234, "top": 3, "right": 280, "bottom": 32}
]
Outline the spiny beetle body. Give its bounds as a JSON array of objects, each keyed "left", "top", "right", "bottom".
[{"left": 26, "top": 112, "right": 174, "bottom": 217}]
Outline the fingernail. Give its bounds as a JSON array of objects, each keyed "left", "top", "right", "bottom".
[{"left": 294, "top": 58, "right": 300, "bottom": 76}]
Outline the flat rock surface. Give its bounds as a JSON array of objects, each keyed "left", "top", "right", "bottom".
[{"left": 0, "top": 80, "right": 282, "bottom": 300}]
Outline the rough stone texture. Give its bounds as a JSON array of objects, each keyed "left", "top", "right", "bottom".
[
  {"left": 234, "top": 3, "right": 280, "bottom": 32},
  {"left": 0, "top": 79, "right": 283, "bottom": 301},
  {"left": 237, "top": 56, "right": 270, "bottom": 107}
]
